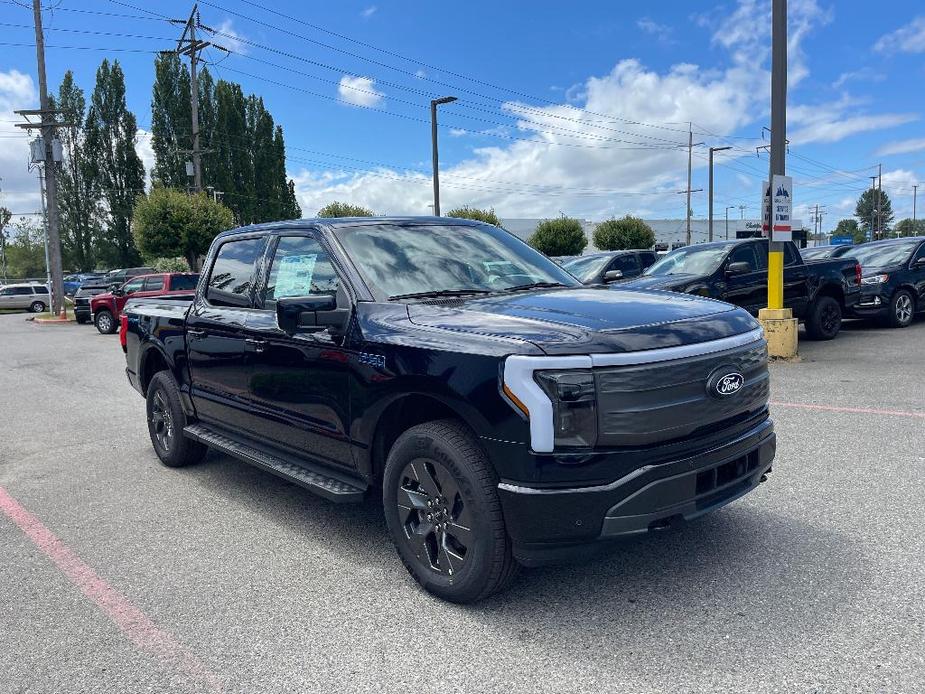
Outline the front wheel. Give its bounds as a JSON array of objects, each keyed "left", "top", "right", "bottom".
[
  {"left": 886, "top": 289, "right": 915, "bottom": 328},
  {"left": 94, "top": 309, "right": 116, "bottom": 334},
  {"left": 29, "top": 301, "right": 46, "bottom": 313},
  {"left": 146, "top": 371, "right": 208, "bottom": 468},
  {"left": 382, "top": 419, "right": 519, "bottom": 603},
  {"left": 804, "top": 295, "right": 841, "bottom": 341}
]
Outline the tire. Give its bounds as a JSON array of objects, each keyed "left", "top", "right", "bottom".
[
  {"left": 804, "top": 295, "right": 842, "bottom": 341},
  {"left": 29, "top": 301, "right": 46, "bottom": 313},
  {"left": 886, "top": 289, "right": 915, "bottom": 328},
  {"left": 94, "top": 309, "right": 116, "bottom": 334},
  {"left": 145, "top": 371, "right": 208, "bottom": 468},
  {"left": 382, "top": 419, "right": 519, "bottom": 603}
]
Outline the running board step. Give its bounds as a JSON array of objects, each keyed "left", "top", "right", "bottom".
[{"left": 184, "top": 424, "right": 366, "bottom": 503}]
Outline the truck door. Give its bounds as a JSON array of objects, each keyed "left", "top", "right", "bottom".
[
  {"left": 243, "top": 232, "right": 354, "bottom": 472},
  {"left": 783, "top": 243, "right": 809, "bottom": 317},
  {"left": 723, "top": 243, "right": 764, "bottom": 313},
  {"left": 187, "top": 235, "right": 266, "bottom": 432}
]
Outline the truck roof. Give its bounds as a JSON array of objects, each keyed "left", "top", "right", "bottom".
[{"left": 214, "top": 216, "right": 487, "bottom": 241}]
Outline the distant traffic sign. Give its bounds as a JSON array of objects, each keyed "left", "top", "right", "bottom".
[{"left": 830, "top": 235, "right": 853, "bottom": 245}]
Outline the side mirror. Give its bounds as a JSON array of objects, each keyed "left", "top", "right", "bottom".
[
  {"left": 276, "top": 295, "right": 349, "bottom": 335},
  {"left": 111, "top": 286, "right": 124, "bottom": 296},
  {"left": 726, "top": 261, "right": 752, "bottom": 276},
  {"left": 603, "top": 269, "right": 624, "bottom": 282}
]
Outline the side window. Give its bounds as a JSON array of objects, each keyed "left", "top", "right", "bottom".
[
  {"left": 611, "top": 254, "right": 640, "bottom": 274},
  {"left": 263, "top": 235, "right": 340, "bottom": 305},
  {"left": 123, "top": 278, "right": 145, "bottom": 295},
  {"left": 912, "top": 243, "right": 925, "bottom": 264},
  {"left": 207, "top": 237, "right": 264, "bottom": 307},
  {"left": 783, "top": 243, "right": 799, "bottom": 266},
  {"left": 144, "top": 276, "right": 165, "bottom": 292},
  {"left": 639, "top": 252, "right": 657, "bottom": 268},
  {"left": 170, "top": 274, "right": 199, "bottom": 291},
  {"left": 13, "top": 287, "right": 34, "bottom": 296},
  {"left": 753, "top": 242, "right": 769, "bottom": 270},
  {"left": 0, "top": 288, "right": 11, "bottom": 296},
  {"left": 728, "top": 245, "right": 759, "bottom": 272},
  {"left": 34, "top": 285, "right": 49, "bottom": 294}
]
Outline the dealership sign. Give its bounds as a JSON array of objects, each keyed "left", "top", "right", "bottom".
[{"left": 770, "top": 175, "right": 793, "bottom": 242}]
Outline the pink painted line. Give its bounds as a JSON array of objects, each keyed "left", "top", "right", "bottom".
[
  {"left": 0, "top": 486, "right": 223, "bottom": 693},
  {"left": 771, "top": 401, "right": 925, "bottom": 419}
]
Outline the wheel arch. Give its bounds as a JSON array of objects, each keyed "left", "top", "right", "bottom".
[{"left": 138, "top": 343, "right": 171, "bottom": 396}]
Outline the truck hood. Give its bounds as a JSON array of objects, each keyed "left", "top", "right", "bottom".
[
  {"left": 619, "top": 273, "right": 703, "bottom": 292},
  {"left": 406, "top": 286, "right": 758, "bottom": 355}
]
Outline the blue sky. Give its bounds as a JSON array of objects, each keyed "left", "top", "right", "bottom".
[{"left": 2, "top": 0, "right": 925, "bottom": 234}]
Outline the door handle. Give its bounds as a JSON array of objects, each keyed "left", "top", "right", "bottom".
[
  {"left": 188, "top": 328, "right": 207, "bottom": 339},
  {"left": 245, "top": 337, "right": 267, "bottom": 352}
]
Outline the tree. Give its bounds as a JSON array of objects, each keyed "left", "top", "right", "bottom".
[
  {"left": 51, "top": 71, "right": 103, "bottom": 271},
  {"left": 85, "top": 59, "right": 146, "bottom": 267},
  {"left": 893, "top": 218, "right": 925, "bottom": 237},
  {"left": 593, "top": 216, "right": 656, "bottom": 250},
  {"left": 855, "top": 189, "right": 893, "bottom": 240},
  {"left": 317, "top": 201, "right": 375, "bottom": 217},
  {"left": 831, "top": 218, "right": 864, "bottom": 244},
  {"left": 133, "top": 187, "right": 234, "bottom": 270},
  {"left": 151, "top": 52, "right": 192, "bottom": 188},
  {"left": 444, "top": 206, "right": 502, "bottom": 226},
  {"left": 3, "top": 219, "right": 46, "bottom": 278},
  {"left": 527, "top": 216, "right": 587, "bottom": 256},
  {"left": 0, "top": 207, "right": 11, "bottom": 280}
]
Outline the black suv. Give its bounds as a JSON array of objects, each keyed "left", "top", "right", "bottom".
[
  {"left": 848, "top": 236, "right": 925, "bottom": 327},
  {"left": 123, "top": 218, "right": 775, "bottom": 602}
]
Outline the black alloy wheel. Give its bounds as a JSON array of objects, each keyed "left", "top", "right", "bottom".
[
  {"left": 145, "top": 371, "right": 208, "bottom": 468},
  {"left": 150, "top": 389, "right": 174, "bottom": 453},
  {"left": 804, "top": 295, "right": 841, "bottom": 341},
  {"left": 396, "top": 459, "right": 472, "bottom": 577}
]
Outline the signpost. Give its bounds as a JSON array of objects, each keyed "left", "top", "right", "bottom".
[{"left": 771, "top": 174, "right": 792, "bottom": 243}]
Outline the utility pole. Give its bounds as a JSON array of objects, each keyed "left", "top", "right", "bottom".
[
  {"left": 759, "top": 0, "right": 797, "bottom": 357},
  {"left": 430, "top": 96, "right": 457, "bottom": 216},
  {"left": 738, "top": 205, "right": 746, "bottom": 220},
  {"left": 171, "top": 4, "right": 218, "bottom": 193},
  {"left": 725, "top": 206, "right": 734, "bottom": 240},
  {"left": 708, "top": 146, "right": 732, "bottom": 241},
  {"left": 686, "top": 126, "right": 693, "bottom": 245},
  {"left": 876, "top": 163, "right": 882, "bottom": 240},
  {"left": 869, "top": 175, "right": 877, "bottom": 241},
  {"left": 12, "top": 1, "right": 66, "bottom": 316},
  {"left": 913, "top": 184, "right": 917, "bottom": 223}
]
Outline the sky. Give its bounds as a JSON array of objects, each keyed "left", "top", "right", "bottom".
[{"left": 1, "top": 0, "right": 925, "bottom": 235}]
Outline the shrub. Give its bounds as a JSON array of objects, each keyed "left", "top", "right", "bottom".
[
  {"left": 316, "top": 201, "right": 375, "bottom": 218},
  {"left": 527, "top": 216, "right": 587, "bottom": 256},
  {"left": 444, "top": 206, "right": 502, "bottom": 227},
  {"left": 593, "top": 216, "right": 656, "bottom": 251},
  {"left": 149, "top": 257, "right": 191, "bottom": 273}
]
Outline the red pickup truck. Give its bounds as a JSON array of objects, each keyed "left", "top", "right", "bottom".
[{"left": 91, "top": 272, "right": 199, "bottom": 334}]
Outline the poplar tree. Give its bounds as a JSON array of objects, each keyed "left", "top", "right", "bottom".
[
  {"left": 151, "top": 53, "right": 191, "bottom": 188},
  {"left": 86, "top": 59, "right": 146, "bottom": 267},
  {"left": 51, "top": 71, "right": 103, "bottom": 271}
]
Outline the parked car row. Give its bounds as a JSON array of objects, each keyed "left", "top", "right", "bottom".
[
  {"left": 0, "top": 283, "right": 50, "bottom": 312},
  {"left": 73, "top": 272, "right": 199, "bottom": 333}
]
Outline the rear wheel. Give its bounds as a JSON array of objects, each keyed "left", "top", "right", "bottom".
[
  {"left": 383, "top": 419, "right": 519, "bottom": 603},
  {"left": 804, "top": 295, "right": 841, "bottom": 341},
  {"left": 29, "top": 300, "right": 46, "bottom": 313},
  {"left": 95, "top": 309, "right": 116, "bottom": 334},
  {"left": 146, "top": 371, "right": 208, "bottom": 468},
  {"left": 886, "top": 289, "right": 915, "bottom": 328}
]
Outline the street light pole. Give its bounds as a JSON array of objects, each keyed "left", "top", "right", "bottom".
[
  {"left": 725, "top": 206, "right": 734, "bottom": 240},
  {"left": 708, "top": 146, "right": 732, "bottom": 241},
  {"left": 430, "top": 96, "right": 457, "bottom": 216}
]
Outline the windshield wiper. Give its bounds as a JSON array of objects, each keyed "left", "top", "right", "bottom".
[
  {"left": 388, "top": 289, "right": 492, "bottom": 301},
  {"left": 503, "top": 281, "right": 568, "bottom": 292}
]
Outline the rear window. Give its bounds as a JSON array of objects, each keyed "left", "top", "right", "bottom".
[
  {"left": 170, "top": 274, "right": 199, "bottom": 291},
  {"left": 207, "top": 237, "right": 264, "bottom": 306},
  {"left": 33, "top": 285, "right": 49, "bottom": 294}
]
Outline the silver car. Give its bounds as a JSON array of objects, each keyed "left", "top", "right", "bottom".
[{"left": 0, "top": 283, "right": 50, "bottom": 312}]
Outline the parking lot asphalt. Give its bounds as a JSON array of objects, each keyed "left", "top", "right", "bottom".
[{"left": 1, "top": 313, "right": 923, "bottom": 694}]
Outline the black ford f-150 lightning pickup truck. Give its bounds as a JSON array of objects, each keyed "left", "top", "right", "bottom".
[
  {"left": 123, "top": 217, "right": 776, "bottom": 603},
  {"left": 622, "top": 238, "right": 861, "bottom": 340}
]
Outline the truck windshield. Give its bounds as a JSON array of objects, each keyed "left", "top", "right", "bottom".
[
  {"left": 645, "top": 245, "right": 731, "bottom": 276},
  {"left": 334, "top": 223, "right": 580, "bottom": 299},
  {"left": 562, "top": 255, "right": 611, "bottom": 282}
]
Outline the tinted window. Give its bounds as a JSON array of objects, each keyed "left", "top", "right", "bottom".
[
  {"left": 207, "top": 237, "right": 264, "bottom": 306},
  {"left": 783, "top": 243, "right": 799, "bottom": 266},
  {"left": 912, "top": 243, "right": 925, "bottom": 264},
  {"left": 611, "top": 254, "right": 640, "bottom": 274},
  {"left": 728, "top": 244, "right": 759, "bottom": 272},
  {"left": 263, "top": 236, "right": 340, "bottom": 303},
  {"left": 850, "top": 240, "right": 919, "bottom": 269},
  {"left": 11, "top": 287, "right": 34, "bottom": 296},
  {"left": 753, "top": 242, "right": 769, "bottom": 270},
  {"left": 144, "top": 276, "right": 165, "bottom": 292},
  {"left": 33, "top": 285, "right": 49, "bottom": 294},
  {"left": 562, "top": 255, "right": 611, "bottom": 283},
  {"left": 170, "top": 274, "right": 199, "bottom": 291},
  {"left": 123, "top": 278, "right": 145, "bottom": 295},
  {"left": 639, "top": 252, "right": 657, "bottom": 268}
]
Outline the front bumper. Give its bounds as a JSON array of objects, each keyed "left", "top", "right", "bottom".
[
  {"left": 849, "top": 290, "right": 889, "bottom": 318},
  {"left": 497, "top": 419, "right": 775, "bottom": 565}
]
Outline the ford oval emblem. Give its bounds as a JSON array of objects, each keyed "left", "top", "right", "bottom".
[{"left": 711, "top": 371, "right": 745, "bottom": 397}]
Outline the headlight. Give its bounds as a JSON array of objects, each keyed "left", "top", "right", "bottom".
[
  {"left": 533, "top": 369, "right": 597, "bottom": 448},
  {"left": 861, "top": 274, "right": 889, "bottom": 285}
]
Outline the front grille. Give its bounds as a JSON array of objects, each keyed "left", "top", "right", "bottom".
[
  {"left": 75, "top": 297, "right": 90, "bottom": 307},
  {"left": 595, "top": 340, "right": 768, "bottom": 448}
]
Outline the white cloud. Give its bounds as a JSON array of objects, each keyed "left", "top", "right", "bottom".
[
  {"left": 214, "top": 19, "right": 247, "bottom": 55},
  {"left": 636, "top": 18, "right": 674, "bottom": 43},
  {"left": 449, "top": 128, "right": 468, "bottom": 137},
  {"left": 876, "top": 137, "right": 925, "bottom": 157},
  {"left": 0, "top": 69, "right": 40, "bottom": 220},
  {"left": 874, "top": 16, "right": 925, "bottom": 54},
  {"left": 361, "top": 6, "right": 377, "bottom": 19},
  {"left": 832, "top": 67, "right": 885, "bottom": 89},
  {"left": 789, "top": 107, "right": 917, "bottom": 145},
  {"left": 135, "top": 128, "right": 155, "bottom": 188},
  {"left": 337, "top": 75, "right": 384, "bottom": 107}
]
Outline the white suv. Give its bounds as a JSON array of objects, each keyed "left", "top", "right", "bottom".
[{"left": 0, "top": 283, "right": 50, "bottom": 312}]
